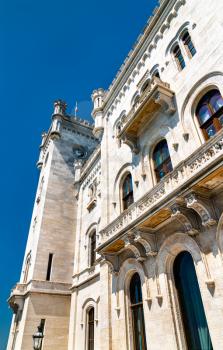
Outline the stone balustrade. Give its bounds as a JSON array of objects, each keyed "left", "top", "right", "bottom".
[{"left": 99, "top": 130, "right": 223, "bottom": 245}]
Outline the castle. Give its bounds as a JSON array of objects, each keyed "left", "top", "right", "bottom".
[{"left": 7, "top": 0, "right": 223, "bottom": 349}]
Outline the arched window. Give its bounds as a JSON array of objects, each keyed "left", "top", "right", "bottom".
[
  {"left": 87, "top": 308, "right": 94, "bottom": 350},
  {"left": 90, "top": 231, "right": 96, "bottom": 266},
  {"left": 173, "top": 44, "right": 185, "bottom": 70},
  {"left": 173, "top": 252, "right": 213, "bottom": 349},
  {"left": 153, "top": 140, "right": 173, "bottom": 182},
  {"left": 182, "top": 31, "right": 196, "bottom": 58},
  {"left": 130, "top": 273, "right": 147, "bottom": 350},
  {"left": 196, "top": 89, "right": 223, "bottom": 139},
  {"left": 141, "top": 80, "right": 150, "bottom": 93},
  {"left": 132, "top": 93, "right": 140, "bottom": 107},
  {"left": 122, "top": 173, "right": 134, "bottom": 210},
  {"left": 152, "top": 70, "right": 160, "bottom": 79}
]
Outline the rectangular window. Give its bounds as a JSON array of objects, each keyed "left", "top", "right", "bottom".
[
  {"left": 46, "top": 253, "right": 53, "bottom": 281},
  {"left": 40, "top": 318, "right": 45, "bottom": 332}
]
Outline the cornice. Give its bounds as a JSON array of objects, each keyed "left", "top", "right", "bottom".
[{"left": 100, "top": 0, "right": 186, "bottom": 116}]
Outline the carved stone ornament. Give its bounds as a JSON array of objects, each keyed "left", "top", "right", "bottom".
[
  {"left": 124, "top": 235, "right": 146, "bottom": 262},
  {"left": 121, "top": 133, "right": 139, "bottom": 154},
  {"left": 184, "top": 192, "right": 216, "bottom": 227},
  {"left": 170, "top": 203, "right": 198, "bottom": 236},
  {"left": 73, "top": 145, "right": 87, "bottom": 159}
]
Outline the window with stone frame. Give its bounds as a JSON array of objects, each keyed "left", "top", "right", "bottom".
[
  {"left": 87, "top": 307, "right": 94, "bottom": 350},
  {"left": 182, "top": 30, "right": 196, "bottom": 58},
  {"left": 152, "top": 70, "right": 160, "bottom": 79},
  {"left": 89, "top": 231, "right": 96, "bottom": 267},
  {"left": 196, "top": 89, "right": 223, "bottom": 140},
  {"left": 153, "top": 140, "right": 173, "bottom": 182},
  {"left": 129, "top": 273, "right": 147, "bottom": 350},
  {"left": 122, "top": 173, "right": 134, "bottom": 210},
  {"left": 173, "top": 44, "right": 186, "bottom": 71}
]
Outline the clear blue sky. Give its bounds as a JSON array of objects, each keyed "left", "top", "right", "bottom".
[{"left": 0, "top": 0, "right": 157, "bottom": 347}]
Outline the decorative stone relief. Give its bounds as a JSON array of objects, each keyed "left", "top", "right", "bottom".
[
  {"left": 184, "top": 192, "right": 216, "bottom": 227},
  {"left": 123, "top": 236, "right": 146, "bottom": 262},
  {"left": 170, "top": 203, "right": 199, "bottom": 236}
]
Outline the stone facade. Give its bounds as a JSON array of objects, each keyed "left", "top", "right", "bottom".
[{"left": 7, "top": 0, "right": 223, "bottom": 349}]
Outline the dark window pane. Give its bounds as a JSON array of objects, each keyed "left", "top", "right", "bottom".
[
  {"left": 130, "top": 273, "right": 147, "bottom": 350},
  {"left": 173, "top": 45, "right": 185, "bottom": 70},
  {"left": 122, "top": 174, "right": 134, "bottom": 210},
  {"left": 196, "top": 89, "right": 223, "bottom": 139},
  {"left": 210, "top": 93, "right": 223, "bottom": 113},
  {"left": 88, "top": 308, "right": 94, "bottom": 350},
  {"left": 219, "top": 115, "right": 223, "bottom": 126},
  {"left": 197, "top": 104, "right": 212, "bottom": 125},
  {"left": 206, "top": 124, "right": 217, "bottom": 138},
  {"left": 182, "top": 31, "right": 196, "bottom": 57},
  {"left": 153, "top": 140, "right": 172, "bottom": 182},
  {"left": 90, "top": 232, "right": 96, "bottom": 266},
  {"left": 173, "top": 252, "right": 213, "bottom": 350},
  {"left": 46, "top": 253, "right": 53, "bottom": 281}
]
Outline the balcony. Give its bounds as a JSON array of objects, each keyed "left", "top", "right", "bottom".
[
  {"left": 117, "top": 77, "right": 176, "bottom": 153},
  {"left": 98, "top": 130, "right": 223, "bottom": 260}
]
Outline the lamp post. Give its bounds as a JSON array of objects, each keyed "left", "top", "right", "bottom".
[{"left": 32, "top": 325, "right": 44, "bottom": 350}]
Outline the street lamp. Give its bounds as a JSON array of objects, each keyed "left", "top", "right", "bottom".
[{"left": 32, "top": 325, "right": 44, "bottom": 350}]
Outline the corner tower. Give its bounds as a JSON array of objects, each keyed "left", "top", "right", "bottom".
[{"left": 7, "top": 101, "right": 98, "bottom": 350}]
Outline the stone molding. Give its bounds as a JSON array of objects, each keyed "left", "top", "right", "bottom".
[
  {"left": 99, "top": 130, "right": 223, "bottom": 248},
  {"left": 102, "top": 0, "right": 186, "bottom": 117}
]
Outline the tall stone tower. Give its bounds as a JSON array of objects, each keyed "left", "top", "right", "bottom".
[{"left": 7, "top": 101, "right": 98, "bottom": 350}]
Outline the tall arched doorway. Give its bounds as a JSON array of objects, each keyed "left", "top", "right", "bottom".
[
  {"left": 129, "top": 272, "right": 147, "bottom": 350},
  {"left": 173, "top": 251, "right": 213, "bottom": 349}
]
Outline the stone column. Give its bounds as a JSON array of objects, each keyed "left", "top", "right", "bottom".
[
  {"left": 68, "top": 289, "right": 78, "bottom": 350},
  {"left": 99, "top": 260, "right": 112, "bottom": 350}
]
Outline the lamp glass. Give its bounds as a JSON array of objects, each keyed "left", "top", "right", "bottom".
[{"left": 32, "top": 327, "right": 43, "bottom": 350}]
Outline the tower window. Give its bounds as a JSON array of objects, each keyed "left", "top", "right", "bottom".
[
  {"left": 46, "top": 253, "right": 53, "bottom": 281},
  {"left": 196, "top": 89, "right": 223, "bottom": 139},
  {"left": 173, "top": 45, "right": 185, "bottom": 70},
  {"left": 90, "top": 232, "right": 96, "bottom": 267},
  {"left": 122, "top": 173, "right": 134, "bottom": 210},
  {"left": 153, "top": 140, "right": 173, "bottom": 182},
  {"left": 130, "top": 273, "right": 147, "bottom": 350},
  {"left": 182, "top": 31, "right": 196, "bottom": 58}
]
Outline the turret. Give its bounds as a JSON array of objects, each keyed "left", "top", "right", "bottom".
[
  {"left": 50, "top": 99, "right": 67, "bottom": 139},
  {"left": 91, "top": 88, "right": 105, "bottom": 139}
]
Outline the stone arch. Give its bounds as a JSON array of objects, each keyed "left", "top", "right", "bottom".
[
  {"left": 156, "top": 233, "right": 210, "bottom": 281},
  {"left": 216, "top": 211, "right": 223, "bottom": 255},
  {"left": 181, "top": 71, "right": 223, "bottom": 144},
  {"left": 114, "top": 258, "right": 150, "bottom": 350},
  {"left": 165, "top": 21, "right": 190, "bottom": 56},
  {"left": 115, "top": 258, "right": 150, "bottom": 305},
  {"left": 81, "top": 297, "right": 99, "bottom": 325},
  {"left": 131, "top": 91, "right": 140, "bottom": 106},
  {"left": 84, "top": 222, "right": 97, "bottom": 264},
  {"left": 112, "top": 163, "right": 133, "bottom": 211},
  {"left": 141, "top": 125, "right": 170, "bottom": 182},
  {"left": 85, "top": 222, "right": 97, "bottom": 239},
  {"left": 156, "top": 232, "right": 214, "bottom": 349},
  {"left": 113, "top": 110, "right": 127, "bottom": 133}
]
